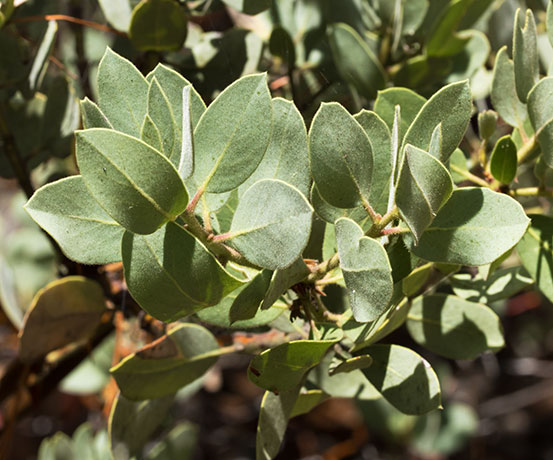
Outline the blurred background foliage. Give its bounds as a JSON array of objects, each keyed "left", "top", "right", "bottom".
[{"left": 1, "top": 0, "right": 553, "bottom": 459}]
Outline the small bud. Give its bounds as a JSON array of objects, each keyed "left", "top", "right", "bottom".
[{"left": 478, "top": 110, "right": 498, "bottom": 140}]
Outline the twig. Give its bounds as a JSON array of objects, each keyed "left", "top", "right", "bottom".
[{"left": 11, "top": 14, "right": 126, "bottom": 36}]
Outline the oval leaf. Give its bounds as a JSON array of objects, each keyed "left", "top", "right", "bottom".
[
  {"left": 25, "top": 176, "right": 124, "bottom": 265},
  {"left": 327, "top": 23, "right": 386, "bottom": 100},
  {"left": 129, "top": 0, "right": 188, "bottom": 51},
  {"left": 402, "top": 80, "right": 472, "bottom": 163},
  {"left": 228, "top": 179, "right": 313, "bottom": 270},
  {"left": 491, "top": 46, "right": 527, "bottom": 129},
  {"left": 408, "top": 188, "right": 530, "bottom": 265},
  {"left": 18, "top": 277, "right": 106, "bottom": 363},
  {"left": 489, "top": 135, "right": 517, "bottom": 184},
  {"left": 335, "top": 217, "right": 394, "bottom": 322},
  {"left": 396, "top": 144, "right": 453, "bottom": 242},
  {"left": 248, "top": 329, "right": 342, "bottom": 392},
  {"left": 76, "top": 128, "right": 188, "bottom": 235},
  {"left": 191, "top": 73, "right": 272, "bottom": 193},
  {"left": 147, "top": 77, "right": 177, "bottom": 158},
  {"left": 517, "top": 214, "right": 553, "bottom": 302},
  {"left": 122, "top": 222, "right": 243, "bottom": 322},
  {"left": 359, "top": 344, "right": 441, "bottom": 415},
  {"left": 97, "top": 48, "right": 148, "bottom": 137},
  {"left": 406, "top": 294, "right": 505, "bottom": 360},
  {"left": 309, "top": 102, "right": 373, "bottom": 208},
  {"left": 111, "top": 323, "right": 219, "bottom": 400}
]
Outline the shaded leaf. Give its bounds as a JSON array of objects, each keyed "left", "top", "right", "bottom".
[
  {"left": 517, "top": 214, "right": 553, "bottom": 302},
  {"left": 327, "top": 23, "right": 386, "bottom": 100},
  {"left": 25, "top": 176, "right": 124, "bottom": 265},
  {"left": 408, "top": 188, "right": 530, "bottom": 265},
  {"left": 336, "top": 218, "right": 393, "bottom": 322},
  {"left": 489, "top": 135, "right": 517, "bottom": 184},
  {"left": 122, "top": 222, "right": 243, "bottom": 322},
  {"left": 145, "top": 423, "right": 198, "bottom": 460},
  {"left": 228, "top": 180, "right": 313, "bottom": 270},
  {"left": 80, "top": 98, "right": 113, "bottom": 129},
  {"left": 290, "top": 390, "right": 331, "bottom": 418},
  {"left": 269, "top": 26, "right": 296, "bottom": 68},
  {"left": 97, "top": 48, "right": 148, "bottom": 137},
  {"left": 109, "top": 393, "right": 174, "bottom": 458},
  {"left": 359, "top": 344, "right": 441, "bottom": 415},
  {"left": 111, "top": 323, "right": 219, "bottom": 400},
  {"left": 222, "top": 0, "right": 271, "bottom": 15},
  {"left": 309, "top": 102, "right": 373, "bottom": 208},
  {"left": 261, "top": 258, "right": 310, "bottom": 310},
  {"left": 406, "top": 294, "right": 504, "bottom": 360},
  {"left": 28, "top": 20, "right": 57, "bottom": 93},
  {"left": 18, "top": 277, "right": 106, "bottom": 363},
  {"left": 396, "top": 145, "right": 453, "bottom": 242},
  {"left": 425, "top": 0, "right": 472, "bottom": 58},
  {"left": 527, "top": 77, "right": 553, "bottom": 134},
  {"left": 129, "top": 0, "right": 188, "bottom": 51},
  {"left": 98, "top": 0, "right": 132, "bottom": 32},
  {"left": 147, "top": 77, "right": 177, "bottom": 158},
  {"left": 329, "top": 355, "right": 373, "bottom": 376},
  {"left": 402, "top": 263, "right": 433, "bottom": 297},
  {"left": 141, "top": 114, "right": 163, "bottom": 151},
  {"left": 229, "top": 270, "right": 273, "bottom": 323},
  {"left": 310, "top": 184, "right": 369, "bottom": 225},
  {"left": 191, "top": 73, "right": 272, "bottom": 193},
  {"left": 76, "top": 129, "right": 188, "bottom": 235}
]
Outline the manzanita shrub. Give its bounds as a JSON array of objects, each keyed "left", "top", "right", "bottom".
[{"left": 5, "top": 0, "right": 553, "bottom": 458}]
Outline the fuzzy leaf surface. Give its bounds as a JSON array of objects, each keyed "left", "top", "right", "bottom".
[
  {"left": 122, "top": 222, "right": 243, "bottom": 322},
  {"left": 228, "top": 180, "right": 313, "bottom": 270},
  {"left": 309, "top": 102, "right": 373, "bottom": 208},
  {"left": 513, "top": 8, "right": 539, "bottom": 103},
  {"left": 336, "top": 218, "right": 393, "bottom": 322},
  {"left": 408, "top": 188, "right": 530, "bottom": 265},
  {"left": 76, "top": 129, "right": 188, "bottom": 235}
]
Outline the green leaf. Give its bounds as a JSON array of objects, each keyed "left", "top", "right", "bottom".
[
  {"left": 354, "top": 110, "right": 392, "bottom": 214},
  {"left": 451, "top": 267, "right": 533, "bottom": 304},
  {"left": 111, "top": 323, "right": 219, "bottom": 400},
  {"left": 517, "top": 214, "right": 553, "bottom": 302},
  {"left": 80, "top": 98, "right": 113, "bottom": 129},
  {"left": 396, "top": 145, "right": 453, "bottom": 242},
  {"left": 425, "top": 0, "right": 472, "bottom": 58},
  {"left": 449, "top": 148, "right": 469, "bottom": 183},
  {"left": 513, "top": 8, "right": 539, "bottom": 103},
  {"left": 98, "top": 0, "right": 132, "bottom": 32},
  {"left": 408, "top": 188, "right": 530, "bottom": 265},
  {"left": 178, "top": 86, "right": 194, "bottom": 180},
  {"left": 329, "top": 355, "right": 373, "bottom": 375},
  {"left": 229, "top": 270, "right": 273, "bottom": 323},
  {"left": 256, "top": 387, "right": 300, "bottom": 460},
  {"left": 109, "top": 393, "right": 174, "bottom": 458},
  {"left": 359, "top": 344, "right": 441, "bottom": 415},
  {"left": 196, "top": 290, "right": 284, "bottom": 329},
  {"left": 491, "top": 46, "right": 527, "bottom": 129},
  {"left": 327, "top": 23, "right": 386, "bottom": 100},
  {"left": 489, "top": 135, "right": 517, "bottom": 184},
  {"left": 261, "top": 258, "right": 310, "bottom": 309},
  {"left": 335, "top": 217, "right": 393, "bottom": 322},
  {"left": 122, "top": 222, "right": 243, "bottom": 322},
  {"left": 18, "top": 277, "right": 106, "bottom": 363},
  {"left": 309, "top": 102, "right": 373, "bottom": 208},
  {"left": 548, "top": 0, "right": 553, "bottom": 48},
  {"left": 222, "top": 0, "right": 272, "bottom": 15},
  {"left": 402, "top": 80, "right": 472, "bottom": 163},
  {"left": 527, "top": 77, "right": 553, "bottom": 134},
  {"left": 97, "top": 48, "right": 148, "bottom": 137},
  {"left": 478, "top": 110, "right": 498, "bottom": 141},
  {"left": 310, "top": 184, "right": 369, "bottom": 225},
  {"left": 374, "top": 87, "right": 426, "bottom": 142},
  {"left": 141, "top": 114, "right": 163, "bottom": 151},
  {"left": 248, "top": 328, "right": 342, "bottom": 392},
  {"left": 406, "top": 294, "right": 504, "bottom": 360},
  {"left": 239, "top": 98, "right": 310, "bottom": 198},
  {"left": 28, "top": 20, "right": 57, "bottom": 93},
  {"left": 76, "top": 128, "right": 188, "bottom": 235},
  {"left": 227, "top": 180, "right": 313, "bottom": 270},
  {"left": 147, "top": 77, "right": 177, "bottom": 159},
  {"left": 144, "top": 422, "right": 197, "bottom": 460},
  {"left": 146, "top": 63, "right": 206, "bottom": 131},
  {"left": 269, "top": 26, "right": 296, "bottom": 68},
  {"left": 191, "top": 74, "right": 272, "bottom": 193},
  {"left": 402, "top": 263, "right": 433, "bottom": 297},
  {"left": 25, "top": 176, "right": 124, "bottom": 265},
  {"left": 290, "top": 390, "right": 331, "bottom": 418},
  {"left": 129, "top": 0, "right": 188, "bottom": 51}
]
